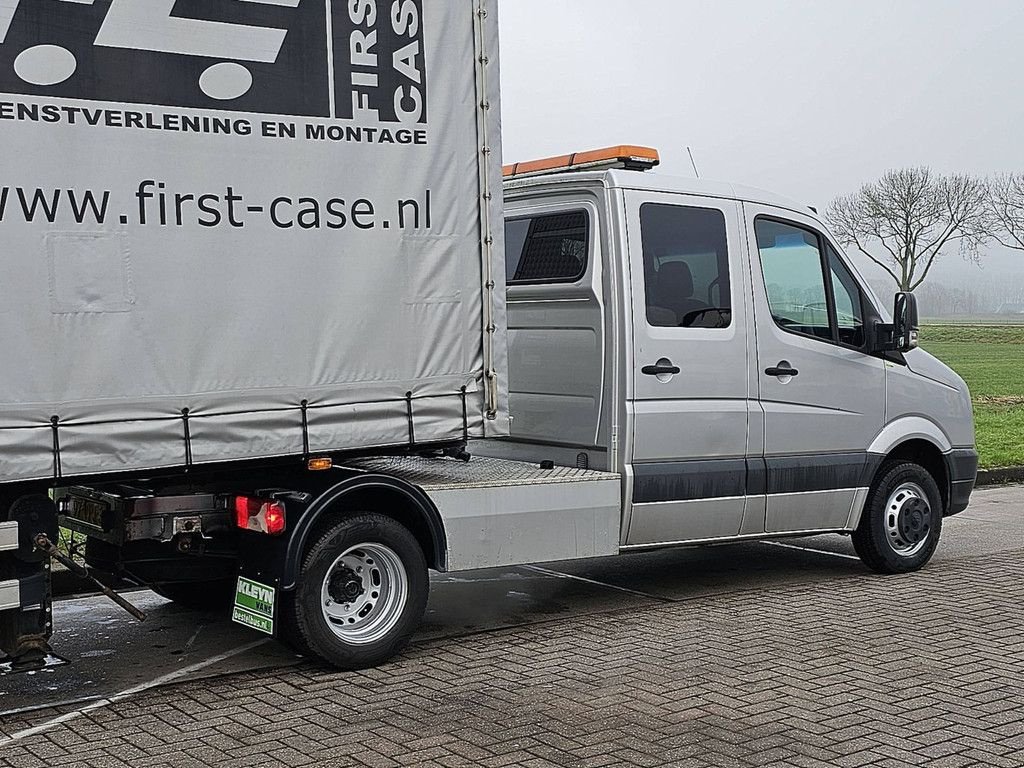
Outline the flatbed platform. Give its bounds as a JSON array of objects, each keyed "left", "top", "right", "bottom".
[{"left": 347, "top": 455, "right": 620, "bottom": 490}]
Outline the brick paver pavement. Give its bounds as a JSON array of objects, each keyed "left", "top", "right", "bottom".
[{"left": 1, "top": 548, "right": 1023, "bottom": 768}]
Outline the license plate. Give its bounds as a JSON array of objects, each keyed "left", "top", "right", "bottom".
[
  {"left": 67, "top": 496, "right": 109, "bottom": 529},
  {"left": 232, "top": 577, "right": 276, "bottom": 636}
]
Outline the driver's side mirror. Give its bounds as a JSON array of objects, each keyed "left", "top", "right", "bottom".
[{"left": 893, "top": 292, "right": 920, "bottom": 352}]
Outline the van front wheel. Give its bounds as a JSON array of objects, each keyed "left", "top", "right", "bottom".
[{"left": 852, "top": 461, "right": 943, "bottom": 574}]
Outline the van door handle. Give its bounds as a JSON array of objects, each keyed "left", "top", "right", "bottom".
[
  {"left": 642, "top": 362, "right": 681, "bottom": 376},
  {"left": 765, "top": 364, "right": 799, "bottom": 378}
]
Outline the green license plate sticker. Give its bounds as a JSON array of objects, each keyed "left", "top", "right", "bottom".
[{"left": 233, "top": 577, "right": 276, "bottom": 636}]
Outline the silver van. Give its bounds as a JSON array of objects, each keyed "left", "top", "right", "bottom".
[{"left": 495, "top": 146, "right": 978, "bottom": 575}]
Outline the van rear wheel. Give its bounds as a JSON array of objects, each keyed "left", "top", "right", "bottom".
[
  {"left": 852, "top": 461, "right": 943, "bottom": 574},
  {"left": 283, "top": 513, "right": 428, "bottom": 670}
]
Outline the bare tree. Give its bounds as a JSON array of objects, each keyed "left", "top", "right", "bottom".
[
  {"left": 827, "top": 168, "right": 991, "bottom": 292},
  {"left": 988, "top": 173, "right": 1024, "bottom": 251}
]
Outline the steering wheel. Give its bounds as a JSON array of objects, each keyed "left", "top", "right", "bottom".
[{"left": 680, "top": 306, "right": 729, "bottom": 328}]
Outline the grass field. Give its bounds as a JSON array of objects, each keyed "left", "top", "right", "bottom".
[{"left": 921, "top": 325, "right": 1024, "bottom": 469}]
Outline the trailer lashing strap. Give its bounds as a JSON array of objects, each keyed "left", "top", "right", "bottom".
[
  {"left": 460, "top": 386, "right": 469, "bottom": 442},
  {"left": 49, "top": 415, "right": 62, "bottom": 481},
  {"left": 405, "top": 391, "right": 416, "bottom": 448},
  {"left": 300, "top": 399, "right": 311, "bottom": 460},
  {"left": 181, "top": 408, "right": 193, "bottom": 470}
]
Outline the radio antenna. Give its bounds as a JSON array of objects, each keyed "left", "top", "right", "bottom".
[{"left": 687, "top": 146, "right": 701, "bottom": 178}]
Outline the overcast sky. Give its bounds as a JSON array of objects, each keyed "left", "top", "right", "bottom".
[{"left": 497, "top": 0, "right": 1024, "bottom": 284}]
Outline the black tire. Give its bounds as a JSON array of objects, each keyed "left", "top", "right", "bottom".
[
  {"left": 853, "top": 461, "right": 943, "bottom": 574},
  {"left": 282, "top": 513, "right": 428, "bottom": 670},
  {"left": 151, "top": 579, "right": 236, "bottom": 610}
]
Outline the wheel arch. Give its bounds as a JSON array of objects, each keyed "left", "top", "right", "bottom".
[
  {"left": 868, "top": 416, "right": 952, "bottom": 457},
  {"left": 282, "top": 475, "right": 447, "bottom": 590},
  {"left": 870, "top": 437, "right": 951, "bottom": 516}
]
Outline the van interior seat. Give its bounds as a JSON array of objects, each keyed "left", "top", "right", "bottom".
[{"left": 652, "top": 261, "right": 709, "bottom": 327}]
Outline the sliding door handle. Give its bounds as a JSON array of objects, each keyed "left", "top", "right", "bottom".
[
  {"left": 765, "top": 363, "right": 799, "bottom": 378},
  {"left": 642, "top": 361, "right": 681, "bottom": 376}
]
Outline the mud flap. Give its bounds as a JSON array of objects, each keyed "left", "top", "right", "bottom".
[{"left": 232, "top": 576, "right": 277, "bottom": 636}]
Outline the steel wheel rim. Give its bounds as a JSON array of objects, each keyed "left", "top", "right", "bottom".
[
  {"left": 320, "top": 543, "right": 408, "bottom": 645},
  {"left": 884, "top": 482, "right": 933, "bottom": 557}
]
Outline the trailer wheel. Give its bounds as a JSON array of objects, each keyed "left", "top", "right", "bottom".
[
  {"left": 284, "top": 514, "right": 428, "bottom": 669},
  {"left": 852, "top": 461, "right": 943, "bottom": 574},
  {"left": 151, "top": 580, "right": 235, "bottom": 610}
]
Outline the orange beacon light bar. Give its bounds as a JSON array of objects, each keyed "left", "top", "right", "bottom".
[{"left": 503, "top": 145, "right": 660, "bottom": 179}]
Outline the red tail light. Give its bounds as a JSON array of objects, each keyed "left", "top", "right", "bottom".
[
  {"left": 264, "top": 503, "right": 285, "bottom": 535},
  {"left": 234, "top": 496, "right": 259, "bottom": 528},
  {"left": 234, "top": 496, "right": 286, "bottom": 535}
]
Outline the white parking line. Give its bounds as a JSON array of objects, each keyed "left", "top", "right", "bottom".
[
  {"left": 761, "top": 540, "right": 861, "bottom": 561},
  {"left": 521, "top": 564, "right": 672, "bottom": 601},
  {"left": 0, "top": 638, "right": 269, "bottom": 747}
]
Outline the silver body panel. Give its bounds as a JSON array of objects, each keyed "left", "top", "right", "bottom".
[
  {"left": 764, "top": 489, "right": 865, "bottom": 533},
  {"left": 0, "top": 580, "right": 19, "bottom": 611},
  {"left": 503, "top": 194, "right": 611, "bottom": 457},
  {"left": 626, "top": 497, "right": 747, "bottom": 546},
  {"left": 0, "top": 521, "right": 17, "bottom": 552},
  {"left": 348, "top": 456, "right": 621, "bottom": 572}
]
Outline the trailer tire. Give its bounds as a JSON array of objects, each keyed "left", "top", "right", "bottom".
[
  {"left": 283, "top": 513, "right": 428, "bottom": 670},
  {"left": 151, "top": 580, "right": 235, "bottom": 610},
  {"left": 852, "top": 461, "right": 943, "bottom": 574}
]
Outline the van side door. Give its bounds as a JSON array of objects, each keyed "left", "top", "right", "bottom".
[
  {"left": 503, "top": 197, "right": 609, "bottom": 457},
  {"left": 624, "top": 192, "right": 754, "bottom": 545},
  {"left": 744, "top": 205, "right": 885, "bottom": 532}
]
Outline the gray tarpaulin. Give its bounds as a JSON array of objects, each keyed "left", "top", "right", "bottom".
[{"left": 0, "top": 0, "right": 508, "bottom": 484}]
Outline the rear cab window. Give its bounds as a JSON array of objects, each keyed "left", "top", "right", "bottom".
[
  {"left": 639, "top": 204, "right": 732, "bottom": 329},
  {"left": 504, "top": 210, "right": 589, "bottom": 284}
]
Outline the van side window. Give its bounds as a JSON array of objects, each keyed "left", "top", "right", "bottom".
[
  {"left": 755, "top": 218, "right": 870, "bottom": 349},
  {"left": 828, "top": 245, "right": 866, "bottom": 347},
  {"left": 505, "top": 211, "right": 589, "bottom": 284},
  {"left": 755, "top": 219, "right": 833, "bottom": 341},
  {"left": 640, "top": 204, "right": 732, "bottom": 328}
]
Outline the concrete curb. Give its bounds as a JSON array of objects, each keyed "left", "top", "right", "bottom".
[{"left": 977, "top": 466, "right": 1024, "bottom": 487}]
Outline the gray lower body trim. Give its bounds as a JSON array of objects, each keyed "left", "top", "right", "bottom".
[
  {"left": 0, "top": 520, "right": 18, "bottom": 552},
  {"left": 765, "top": 487, "right": 863, "bottom": 533},
  {"left": 947, "top": 448, "right": 980, "bottom": 482},
  {"left": 620, "top": 527, "right": 852, "bottom": 552},
  {"left": 627, "top": 496, "right": 747, "bottom": 546},
  {"left": 633, "top": 459, "right": 747, "bottom": 503},
  {"left": 949, "top": 480, "right": 974, "bottom": 515},
  {"left": 633, "top": 453, "right": 883, "bottom": 504},
  {"left": 762, "top": 454, "right": 880, "bottom": 495},
  {"left": 0, "top": 579, "right": 20, "bottom": 611},
  {"left": 846, "top": 487, "right": 871, "bottom": 530},
  {"left": 945, "top": 448, "right": 979, "bottom": 516}
]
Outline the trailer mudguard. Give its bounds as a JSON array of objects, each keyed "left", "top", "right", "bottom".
[{"left": 280, "top": 474, "right": 447, "bottom": 590}]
